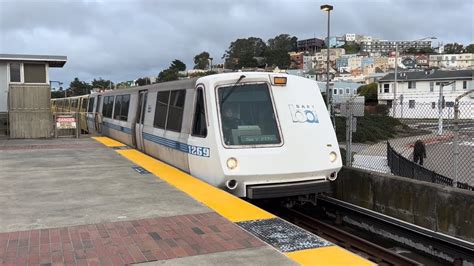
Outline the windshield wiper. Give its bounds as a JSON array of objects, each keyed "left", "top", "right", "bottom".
[{"left": 221, "top": 75, "right": 246, "bottom": 104}]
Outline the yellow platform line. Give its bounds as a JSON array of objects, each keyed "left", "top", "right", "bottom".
[
  {"left": 115, "top": 148, "right": 274, "bottom": 222},
  {"left": 92, "top": 137, "right": 127, "bottom": 147},
  {"left": 286, "top": 246, "right": 376, "bottom": 266},
  {"left": 94, "top": 137, "right": 375, "bottom": 266}
]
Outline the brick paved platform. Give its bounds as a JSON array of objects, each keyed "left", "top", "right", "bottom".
[{"left": 0, "top": 213, "right": 264, "bottom": 266}]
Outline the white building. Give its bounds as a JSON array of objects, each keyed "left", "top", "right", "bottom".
[
  {"left": 345, "top": 33, "right": 356, "bottom": 42},
  {"left": 378, "top": 70, "right": 473, "bottom": 119},
  {"left": 429, "top": 54, "right": 474, "bottom": 69}
]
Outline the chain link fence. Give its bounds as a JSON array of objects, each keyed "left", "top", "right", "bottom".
[{"left": 336, "top": 101, "right": 473, "bottom": 190}]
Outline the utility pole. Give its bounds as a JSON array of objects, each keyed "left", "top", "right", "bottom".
[
  {"left": 320, "top": 4, "right": 333, "bottom": 127},
  {"left": 452, "top": 89, "right": 473, "bottom": 183},
  {"left": 392, "top": 44, "right": 398, "bottom": 117},
  {"left": 437, "top": 81, "right": 454, "bottom": 135}
]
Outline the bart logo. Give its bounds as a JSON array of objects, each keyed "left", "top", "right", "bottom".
[{"left": 289, "top": 104, "right": 319, "bottom": 124}]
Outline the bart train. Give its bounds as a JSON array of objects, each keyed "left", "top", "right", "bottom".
[{"left": 52, "top": 72, "right": 342, "bottom": 199}]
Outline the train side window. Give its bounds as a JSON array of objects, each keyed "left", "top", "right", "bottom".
[
  {"left": 192, "top": 88, "right": 207, "bottom": 137},
  {"left": 113, "top": 95, "right": 123, "bottom": 120},
  {"left": 81, "top": 98, "right": 88, "bottom": 112},
  {"left": 88, "top": 97, "right": 95, "bottom": 113},
  {"left": 166, "top": 90, "right": 186, "bottom": 132},
  {"left": 102, "top": 96, "right": 114, "bottom": 118},
  {"left": 154, "top": 91, "right": 170, "bottom": 129}
]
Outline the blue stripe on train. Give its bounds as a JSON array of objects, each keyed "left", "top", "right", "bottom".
[{"left": 102, "top": 122, "right": 209, "bottom": 157}]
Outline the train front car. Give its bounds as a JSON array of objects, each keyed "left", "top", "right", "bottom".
[{"left": 192, "top": 73, "right": 342, "bottom": 200}]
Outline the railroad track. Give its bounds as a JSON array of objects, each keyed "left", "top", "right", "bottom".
[{"left": 274, "top": 206, "right": 420, "bottom": 266}]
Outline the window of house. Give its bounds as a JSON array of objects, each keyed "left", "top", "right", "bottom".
[
  {"left": 24, "top": 64, "right": 46, "bottom": 83},
  {"left": 346, "top": 88, "right": 350, "bottom": 94},
  {"left": 430, "top": 82, "right": 434, "bottom": 92},
  {"left": 88, "top": 97, "right": 95, "bottom": 113},
  {"left": 409, "top": 100, "right": 415, "bottom": 109},
  {"left": 113, "top": 94, "right": 130, "bottom": 121},
  {"left": 153, "top": 90, "right": 186, "bottom": 132},
  {"left": 102, "top": 96, "right": 114, "bottom": 118},
  {"left": 333, "top": 89, "right": 337, "bottom": 95},
  {"left": 431, "top": 102, "right": 436, "bottom": 109},
  {"left": 408, "top": 81, "right": 416, "bottom": 89},
  {"left": 9, "top": 63, "right": 21, "bottom": 82},
  {"left": 192, "top": 88, "right": 207, "bottom": 137},
  {"left": 384, "top": 83, "right": 390, "bottom": 93},
  {"left": 463, "top": 81, "right": 467, "bottom": 89}
]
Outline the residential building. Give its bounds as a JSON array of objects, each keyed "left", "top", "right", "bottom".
[
  {"left": 0, "top": 53, "right": 67, "bottom": 137},
  {"left": 373, "top": 56, "right": 389, "bottom": 71},
  {"left": 415, "top": 54, "right": 429, "bottom": 68},
  {"left": 297, "top": 38, "right": 325, "bottom": 53},
  {"left": 289, "top": 52, "right": 304, "bottom": 69},
  {"left": 361, "top": 40, "right": 433, "bottom": 55},
  {"left": 429, "top": 53, "right": 474, "bottom": 69},
  {"left": 378, "top": 70, "right": 473, "bottom": 118},
  {"left": 348, "top": 56, "right": 362, "bottom": 70},
  {"left": 303, "top": 55, "right": 314, "bottom": 71},
  {"left": 316, "top": 81, "right": 361, "bottom": 102},
  {"left": 387, "top": 56, "right": 403, "bottom": 69},
  {"left": 325, "top": 36, "right": 345, "bottom": 48},
  {"left": 401, "top": 57, "right": 417, "bottom": 69},
  {"left": 344, "top": 33, "right": 356, "bottom": 42}
]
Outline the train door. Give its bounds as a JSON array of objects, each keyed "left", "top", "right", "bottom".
[
  {"left": 134, "top": 90, "right": 148, "bottom": 151},
  {"left": 95, "top": 95, "right": 102, "bottom": 133}
]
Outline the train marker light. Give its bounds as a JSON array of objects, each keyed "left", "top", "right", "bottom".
[
  {"left": 273, "top": 77, "right": 287, "bottom": 86},
  {"left": 329, "top": 151, "right": 337, "bottom": 163},
  {"left": 226, "top": 157, "right": 238, "bottom": 169}
]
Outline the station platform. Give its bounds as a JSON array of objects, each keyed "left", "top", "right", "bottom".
[{"left": 0, "top": 137, "right": 374, "bottom": 265}]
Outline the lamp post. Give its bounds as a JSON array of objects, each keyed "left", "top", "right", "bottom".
[
  {"left": 208, "top": 57, "right": 213, "bottom": 71},
  {"left": 392, "top": 36, "right": 436, "bottom": 117},
  {"left": 321, "top": 4, "right": 334, "bottom": 126}
]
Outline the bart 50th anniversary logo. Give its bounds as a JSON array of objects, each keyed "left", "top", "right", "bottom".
[{"left": 288, "top": 104, "right": 319, "bottom": 124}]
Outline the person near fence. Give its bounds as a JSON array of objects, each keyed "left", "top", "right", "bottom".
[{"left": 413, "top": 139, "right": 427, "bottom": 166}]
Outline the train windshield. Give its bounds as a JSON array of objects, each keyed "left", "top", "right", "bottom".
[{"left": 217, "top": 83, "right": 281, "bottom": 147}]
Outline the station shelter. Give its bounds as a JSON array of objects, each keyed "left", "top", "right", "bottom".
[{"left": 0, "top": 54, "right": 67, "bottom": 138}]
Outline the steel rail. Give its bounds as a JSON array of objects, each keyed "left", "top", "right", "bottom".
[{"left": 274, "top": 206, "right": 420, "bottom": 266}]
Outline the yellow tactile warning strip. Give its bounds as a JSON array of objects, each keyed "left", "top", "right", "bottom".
[
  {"left": 287, "top": 246, "right": 374, "bottom": 266},
  {"left": 92, "top": 136, "right": 127, "bottom": 147},
  {"left": 93, "top": 137, "right": 375, "bottom": 266},
  {"left": 116, "top": 149, "right": 274, "bottom": 222}
]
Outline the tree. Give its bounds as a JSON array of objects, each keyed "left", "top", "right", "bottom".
[
  {"left": 264, "top": 49, "right": 290, "bottom": 68},
  {"left": 267, "top": 34, "right": 297, "bottom": 52},
  {"left": 189, "top": 70, "right": 217, "bottom": 78},
  {"left": 357, "top": 83, "right": 378, "bottom": 104},
  {"left": 169, "top": 59, "right": 186, "bottom": 71},
  {"left": 91, "top": 78, "right": 114, "bottom": 90},
  {"left": 69, "top": 77, "right": 92, "bottom": 96},
  {"left": 465, "top": 44, "right": 474, "bottom": 53},
  {"left": 341, "top": 42, "right": 361, "bottom": 54},
  {"left": 194, "top": 51, "right": 210, "bottom": 69},
  {"left": 406, "top": 47, "right": 418, "bottom": 54},
  {"left": 444, "top": 43, "right": 464, "bottom": 54},
  {"left": 223, "top": 37, "right": 267, "bottom": 69},
  {"left": 157, "top": 69, "right": 179, "bottom": 83},
  {"left": 135, "top": 77, "right": 151, "bottom": 86}
]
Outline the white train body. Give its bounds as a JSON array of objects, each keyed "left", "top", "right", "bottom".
[{"left": 72, "top": 72, "right": 341, "bottom": 198}]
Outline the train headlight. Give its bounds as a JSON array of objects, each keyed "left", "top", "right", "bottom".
[
  {"left": 329, "top": 152, "right": 338, "bottom": 163},
  {"left": 226, "top": 157, "right": 238, "bottom": 169}
]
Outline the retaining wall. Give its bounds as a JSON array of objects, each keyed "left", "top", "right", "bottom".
[{"left": 333, "top": 167, "right": 474, "bottom": 242}]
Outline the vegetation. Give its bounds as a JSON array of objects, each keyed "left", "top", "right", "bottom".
[
  {"left": 135, "top": 77, "right": 151, "bottom": 86},
  {"left": 91, "top": 78, "right": 114, "bottom": 90},
  {"left": 156, "top": 59, "right": 186, "bottom": 83},
  {"left": 357, "top": 83, "right": 378, "bottom": 104},
  {"left": 69, "top": 77, "right": 92, "bottom": 96},
  {"left": 465, "top": 44, "right": 474, "bottom": 53},
  {"left": 341, "top": 42, "right": 360, "bottom": 54},
  {"left": 444, "top": 43, "right": 464, "bottom": 54},
  {"left": 169, "top": 59, "right": 186, "bottom": 71},
  {"left": 188, "top": 70, "right": 217, "bottom": 78},
  {"left": 222, "top": 34, "right": 297, "bottom": 69},
  {"left": 194, "top": 51, "right": 210, "bottom": 69}
]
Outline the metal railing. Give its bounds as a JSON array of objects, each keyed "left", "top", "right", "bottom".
[{"left": 387, "top": 141, "right": 457, "bottom": 187}]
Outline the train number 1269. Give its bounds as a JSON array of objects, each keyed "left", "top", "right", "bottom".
[{"left": 188, "top": 145, "right": 210, "bottom": 157}]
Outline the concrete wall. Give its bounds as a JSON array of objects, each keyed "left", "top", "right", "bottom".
[{"left": 333, "top": 167, "right": 474, "bottom": 242}]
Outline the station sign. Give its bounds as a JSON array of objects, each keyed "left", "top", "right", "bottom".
[{"left": 56, "top": 116, "right": 77, "bottom": 129}]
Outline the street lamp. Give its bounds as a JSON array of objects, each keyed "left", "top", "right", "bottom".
[
  {"left": 321, "top": 4, "right": 334, "bottom": 126},
  {"left": 392, "top": 36, "right": 436, "bottom": 117}
]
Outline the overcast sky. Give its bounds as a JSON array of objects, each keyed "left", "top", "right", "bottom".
[{"left": 1, "top": 0, "right": 473, "bottom": 87}]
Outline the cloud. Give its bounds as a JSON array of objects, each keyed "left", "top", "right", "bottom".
[{"left": 1, "top": 0, "right": 473, "bottom": 86}]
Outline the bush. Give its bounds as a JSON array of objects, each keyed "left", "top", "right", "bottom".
[{"left": 374, "top": 104, "right": 389, "bottom": 116}]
